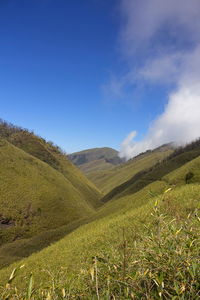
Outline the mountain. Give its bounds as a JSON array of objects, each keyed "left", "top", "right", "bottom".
[
  {"left": 0, "top": 121, "right": 102, "bottom": 266},
  {"left": 0, "top": 140, "right": 199, "bottom": 298},
  {"left": 87, "top": 143, "right": 174, "bottom": 194},
  {"left": 68, "top": 147, "right": 124, "bottom": 174}
]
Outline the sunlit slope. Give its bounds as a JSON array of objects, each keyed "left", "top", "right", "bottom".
[
  {"left": 98, "top": 153, "right": 200, "bottom": 217},
  {"left": 0, "top": 138, "right": 96, "bottom": 247},
  {"left": 1, "top": 128, "right": 102, "bottom": 208},
  {"left": 69, "top": 147, "right": 123, "bottom": 175},
  {"left": 87, "top": 146, "right": 173, "bottom": 194},
  {"left": 0, "top": 154, "right": 199, "bottom": 292},
  {"left": 102, "top": 140, "right": 200, "bottom": 202}
]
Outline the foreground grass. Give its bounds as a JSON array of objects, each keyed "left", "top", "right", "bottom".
[{"left": 0, "top": 184, "right": 199, "bottom": 299}]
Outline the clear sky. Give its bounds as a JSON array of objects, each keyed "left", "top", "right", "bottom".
[{"left": 1, "top": 0, "right": 200, "bottom": 156}]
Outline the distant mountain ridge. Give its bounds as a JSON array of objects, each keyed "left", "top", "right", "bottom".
[
  {"left": 68, "top": 147, "right": 124, "bottom": 174},
  {"left": 69, "top": 144, "right": 175, "bottom": 195}
]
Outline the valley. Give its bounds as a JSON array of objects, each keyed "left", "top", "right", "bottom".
[{"left": 0, "top": 121, "right": 199, "bottom": 299}]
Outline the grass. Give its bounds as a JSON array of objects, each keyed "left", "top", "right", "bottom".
[
  {"left": 0, "top": 139, "right": 94, "bottom": 238},
  {"left": 69, "top": 147, "right": 122, "bottom": 175},
  {"left": 102, "top": 143, "right": 200, "bottom": 203},
  {"left": 0, "top": 217, "right": 88, "bottom": 269},
  {"left": 0, "top": 121, "right": 102, "bottom": 267},
  {"left": 0, "top": 148, "right": 200, "bottom": 288},
  {"left": 0, "top": 123, "right": 102, "bottom": 208},
  {"left": 87, "top": 149, "right": 172, "bottom": 194},
  {"left": 0, "top": 143, "right": 199, "bottom": 272},
  {"left": 0, "top": 138, "right": 101, "bottom": 266},
  {"left": 0, "top": 121, "right": 199, "bottom": 298},
  {"left": 0, "top": 184, "right": 199, "bottom": 298}
]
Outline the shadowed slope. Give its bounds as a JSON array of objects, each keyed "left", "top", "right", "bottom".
[
  {"left": 101, "top": 139, "right": 200, "bottom": 202},
  {"left": 87, "top": 144, "right": 173, "bottom": 194}
]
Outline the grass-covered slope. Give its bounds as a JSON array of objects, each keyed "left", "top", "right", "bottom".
[
  {"left": 69, "top": 147, "right": 123, "bottom": 175},
  {"left": 0, "top": 139, "right": 96, "bottom": 245},
  {"left": 0, "top": 121, "right": 101, "bottom": 208},
  {"left": 87, "top": 144, "right": 173, "bottom": 194},
  {"left": 102, "top": 139, "right": 200, "bottom": 202},
  {"left": 0, "top": 121, "right": 102, "bottom": 268},
  {"left": 0, "top": 154, "right": 199, "bottom": 298}
]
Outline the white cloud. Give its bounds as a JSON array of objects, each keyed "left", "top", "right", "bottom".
[
  {"left": 121, "top": 81, "right": 200, "bottom": 159},
  {"left": 117, "top": 0, "right": 200, "bottom": 159},
  {"left": 120, "top": 0, "right": 200, "bottom": 56},
  {"left": 138, "top": 52, "right": 184, "bottom": 84}
]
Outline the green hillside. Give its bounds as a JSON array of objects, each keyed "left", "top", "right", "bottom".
[
  {"left": 0, "top": 121, "right": 102, "bottom": 209},
  {"left": 0, "top": 139, "right": 97, "bottom": 242},
  {"left": 69, "top": 147, "right": 123, "bottom": 175},
  {"left": 0, "top": 121, "right": 102, "bottom": 268},
  {"left": 87, "top": 144, "right": 173, "bottom": 194},
  {"left": 0, "top": 150, "right": 199, "bottom": 298},
  {"left": 102, "top": 139, "right": 200, "bottom": 202}
]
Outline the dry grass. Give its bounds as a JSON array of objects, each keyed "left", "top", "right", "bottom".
[{"left": 0, "top": 183, "right": 199, "bottom": 299}]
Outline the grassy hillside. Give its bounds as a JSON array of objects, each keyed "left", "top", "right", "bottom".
[
  {"left": 0, "top": 139, "right": 96, "bottom": 243},
  {"left": 87, "top": 144, "right": 173, "bottom": 194},
  {"left": 102, "top": 139, "right": 200, "bottom": 202},
  {"left": 0, "top": 121, "right": 102, "bottom": 209},
  {"left": 69, "top": 147, "right": 123, "bottom": 175},
  {"left": 0, "top": 121, "right": 102, "bottom": 268},
  {"left": 0, "top": 154, "right": 199, "bottom": 298}
]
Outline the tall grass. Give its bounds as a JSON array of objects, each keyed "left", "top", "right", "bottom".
[{"left": 1, "top": 191, "right": 199, "bottom": 299}]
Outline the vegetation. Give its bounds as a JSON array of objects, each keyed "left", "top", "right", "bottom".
[
  {"left": 0, "top": 121, "right": 102, "bottom": 268},
  {"left": 102, "top": 139, "right": 200, "bottom": 202},
  {"left": 0, "top": 120, "right": 102, "bottom": 208},
  {"left": 68, "top": 147, "right": 123, "bottom": 175},
  {"left": 0, "top": 120, "right": 199, "bottom": 298},
  {"left": 0, "top": 149, "right": 199, "bottom": 298},
  {"left": 0, "top": 184, "right": 199, "bottom": 299},
  {"left": 88, "top": 145, "right": 173, "bottom": 194}
]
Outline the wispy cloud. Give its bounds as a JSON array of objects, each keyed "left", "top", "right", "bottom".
[{"left": 114, "top": 0, "right": 200, "bottom": 159}]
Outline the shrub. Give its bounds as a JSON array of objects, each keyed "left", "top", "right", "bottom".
[{"left": 185, "top": 171, "right": 194, "bottom": 184}]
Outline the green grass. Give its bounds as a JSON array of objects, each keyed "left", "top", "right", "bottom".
[
  {"left": 0, "top": 184, "right": 199, "bottom": 299},
  {"left": 77, "top": 158, "right": 116, "bottom": 174},
  {"left": 69, "top": 147, "right": 123, "bottom": 175},
  {"left": 0, "top": 138, "right": 101, "bottom": 266},
  {"left": 1, "top": 126, "right": 102, "bottom": 208},
  {"left": 0, "top": 139, "right": 95, "bottom": 239},
  {"left": 102, "top": 144, "right": 200, "bottom": 203},
  {"left": 0, "top": 217, "right": 88, "bottom": 269},
  {"left": 0, "top": 121, "right": 199, "bottom": 298},
  {"left": 87, "top": 149, "right": 172, "bottom": 194},
  {"left": 0, "top": 150, "right": 199, "bottom": 298},
  {"left": 0, "top": 121, "right": 102, "bottom": 267}
]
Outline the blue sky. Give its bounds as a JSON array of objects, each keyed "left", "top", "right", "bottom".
[{"left": 1, "top": 0, "right": 200, "bottom": 156}]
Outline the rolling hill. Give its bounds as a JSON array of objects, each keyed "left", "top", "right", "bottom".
[
  {"left": 87, "top": 144, "right": 173, "bottom": 194},
  {"left": 0, "top": 139, "right": 199, "bottom": 298},
  {"left": 0, "top": 121, "right": 102, "bottom": 267},
  {"left": 0, "top": 121, "right": 102, "bottom": 208},
  {"left": 68, "top": 147, "right": 124, "bottom": 174},
  {"left": 101, "top": 139, "right": 200, "bottom": 202}
]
